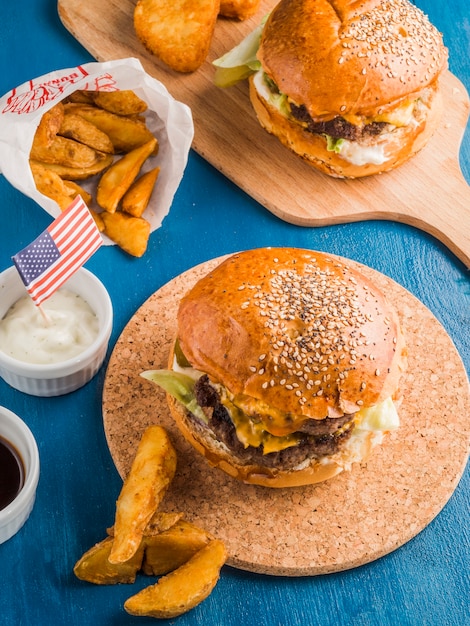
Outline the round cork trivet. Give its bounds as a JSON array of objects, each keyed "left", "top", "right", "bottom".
[{"left": 102, "top": 254, "right": 470, "bottom": 577}]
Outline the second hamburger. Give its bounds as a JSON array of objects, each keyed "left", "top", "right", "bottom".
[{"left": 214, "top": 0, "right": 448, "bottom": 178}]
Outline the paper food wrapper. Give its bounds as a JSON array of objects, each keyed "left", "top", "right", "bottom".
[{"left": 0, "top": 58, "right": 194, "bottom": 245}]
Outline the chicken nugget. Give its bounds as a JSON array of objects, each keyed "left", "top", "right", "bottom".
[
  {"left": 134, "top": 0, "right": 219, "bottom": 73},
  {"left": 219, "top": 0, "right": 260, "bottom": 20}
]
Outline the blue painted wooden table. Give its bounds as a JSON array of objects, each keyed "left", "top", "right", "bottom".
[{"left": 0, "top": 1, "right": 468, "bottom": 624}]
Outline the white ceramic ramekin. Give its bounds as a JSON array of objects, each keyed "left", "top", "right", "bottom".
[
  {"left": 0, "top": 266, "right": 113, "bottom": 396},
  {"left": 0, "top": 406, "right": 40, "bottom": 544}
]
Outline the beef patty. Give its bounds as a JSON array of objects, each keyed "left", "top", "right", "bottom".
[
  {"left": 192, "top": 375, "right": 355, "bottom": 470},
  {"left": 289, "top": 103, "right": 388, "bottom": 142}
]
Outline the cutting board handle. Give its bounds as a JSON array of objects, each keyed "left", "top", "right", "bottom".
[{"left": 407, "top": 170, "right": 470, "bottom": 268}]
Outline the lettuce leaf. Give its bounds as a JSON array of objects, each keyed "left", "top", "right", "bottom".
[
  {"left": 325, "top": 135, "right": 345, "bottom": 154},
  {"left": 141, "top": 369, "right": 207, "bottom": 423},
  {"left": 213, "top": 18, "right": 267, "bottom": 87},
  {"left": 258, "top": 74, "right": 290, "bottom": 117}
]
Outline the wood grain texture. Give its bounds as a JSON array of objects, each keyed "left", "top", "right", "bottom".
[
  {"left": 102, "top": 254, "right": 470, "bottom": 576},
  {"left": 57, "top": 0, "right": 470, "bottom": 267}
]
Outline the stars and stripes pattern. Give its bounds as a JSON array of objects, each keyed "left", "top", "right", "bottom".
[{"left": 12, "top": 195, "right": 102, "bottom": 306}]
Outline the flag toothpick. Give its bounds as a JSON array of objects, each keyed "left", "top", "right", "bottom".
[{"left": 12, "top": 196, "right": 103, "bottom": 307}]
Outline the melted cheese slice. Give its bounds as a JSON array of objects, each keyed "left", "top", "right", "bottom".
[
  {"left": 222, "top": 395, "right": 399, "bottom": 455},
  {"left": 372, "top": 101, "right": 415, "bottom": 127},
  {"left": 221, "top": 397, "right": 303, "bottom": 453}
]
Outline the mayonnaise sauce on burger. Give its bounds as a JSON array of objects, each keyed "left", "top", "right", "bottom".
[
  {"left": 337, "top": 140, "right": 388, "bottom": 166},
  {"left": 0, "top": 289, "right": 99, "bottom": 364}
]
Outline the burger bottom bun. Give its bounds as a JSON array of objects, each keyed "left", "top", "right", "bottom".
[
  {"left": 167, "top": 394, "right": 379, "bottom": 488},
  {"left": 248, "top": 77, "right": 444, "bottom": 179}
]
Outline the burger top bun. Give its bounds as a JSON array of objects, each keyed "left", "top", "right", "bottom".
[
  {"left": 258, "top": 0, "right": 448, "bottom": 118},
  {"left": 177, "top": 248, "right": 407, "bottom": 424}
]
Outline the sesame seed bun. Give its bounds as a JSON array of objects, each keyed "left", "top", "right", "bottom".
[
  {"left": 167, "top": 248, "right": 407, "bottom": 488},
  {"left": 251, "top": 0, "right": 447, "bottom": 178}
]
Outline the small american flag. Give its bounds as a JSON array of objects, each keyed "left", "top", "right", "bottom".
[{"left": 12, "top": 195, "right": 103, "bottom": 306}]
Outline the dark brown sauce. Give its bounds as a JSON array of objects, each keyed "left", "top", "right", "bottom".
[{"left": 0, "top": 436, "right": 25, "bottom": 510}]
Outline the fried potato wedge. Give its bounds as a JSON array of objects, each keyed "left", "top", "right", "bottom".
[
  {"left": 31, "top": 161, "right": 96, "bottom": 216},
  {"left": 89, "top": 209, "right": 105, "bottom": 232},
  {"left": 106, "top": 511, "right": 184, "bottom": 539},
  {"left": 30, "top": 133, "right": 105, "bottom": 169},
  {"left": 142, "top": 519, "right": 213, "bottom": 577},
  {"left": 121, "top": 166, "right": 160, "bottom": 217},
  {"left": 65, "top": 90, "right": 95, "bottom": 105},
  {"left": 74, "top": 536, "right": 144, "bottom": 585},
  {"left": 108, "top": 426, "right": 177, "bottom": 564},
  {"left": 33, "top": 102, "right": 64, "bottom": 148},
  {"left": 124, "top": 539, "right": 227, "bottom": 619},
  {"left": 30, "top": 161, "right": 76, "bottom": 210},
  {"left": 92, "top": 90, "right": 148, "bottom": 116},
  {"left": 143, "top": 511, "right": 185, "bottom": 536},
  {"left": 30, "top": 154, "right": 114, "bottom": 180},
  {"left": 59, "top": 113, "right": 114, "bottom": 154},
  {"left": 97, "top": 137, "right": 157, "bottom": 213},
  {"left": 101, "top": 211, "right": 151, "bottom": 257},
  {"left": 64, "top": 103, "right": 156, "bottom": 153},
  {"left": 134, "top": 0, "right": 219, "bottom": 73},
  {"left": 62, "top": 180, "right": 93, "bottom": 206},
  {"left": 219, "top": 0, "right": 261, "bottom": 20}
]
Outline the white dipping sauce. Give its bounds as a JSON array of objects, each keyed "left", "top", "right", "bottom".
[{"left": 0, "top": 289, "right": 99, "bottom": 364}]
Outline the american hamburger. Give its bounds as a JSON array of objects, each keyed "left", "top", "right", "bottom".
[
  {"left": 214, "top": 0, "right": 448, "bottom": 178},
  {"left": 142, "top": 248, "right": 407, "bottom": 488}
]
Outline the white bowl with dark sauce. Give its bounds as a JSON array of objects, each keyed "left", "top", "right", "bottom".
[{"left": 0, "top": 406, "right": 40, "bottom": 544}]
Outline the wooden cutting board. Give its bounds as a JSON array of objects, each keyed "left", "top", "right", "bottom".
[
  {"left": 102, "top": 254, "right": 470, "bottom": 576},
  {"left": 58, "top": 0, "right": 470, "bottom": 267}
]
